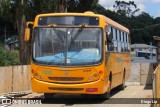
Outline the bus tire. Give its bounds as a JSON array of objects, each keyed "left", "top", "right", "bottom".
[
  {"left": 44, "top": 93, "right": 54, "bottom": 98},
  {"left": 100, "top": 72, "right": 112, "bottom": 99},
  {"left": 101, "top": 92, "right": 110, "bottom": 99},
  {"left": 81, "top": 94, "right": 90, "bottom": 98},
  {"left": 119, "top": 71, "right": 125, "bottom": 90}
]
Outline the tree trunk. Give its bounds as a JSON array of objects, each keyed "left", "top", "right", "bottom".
[
  {"left": 58, "top": 0, "right": 67, "bottom": 12},
  {"left": 16, "top": 0, "right": 30, "bottom": 65}
]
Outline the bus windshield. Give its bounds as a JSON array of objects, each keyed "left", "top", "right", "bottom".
[{"left": 33, "top": 27, "right": 102, "bottom": 66}]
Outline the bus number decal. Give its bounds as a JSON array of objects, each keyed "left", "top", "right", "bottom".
[{"left": 42, "top": 70, "right": 52, "bottom": 75}]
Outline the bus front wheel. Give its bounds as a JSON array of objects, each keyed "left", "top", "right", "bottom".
[
  {"left": 44, "top": 93, "right": 55, "bottom": 98},
  {"left": 99, "top": 75, "right": 112, "bottom": 100},
  {"left": 100, "top": 91, "right": 110, "bottom": 99}
]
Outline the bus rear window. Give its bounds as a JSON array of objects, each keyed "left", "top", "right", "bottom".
[{"left": 38, "top": 16, "right": 99, "bottom": 26}]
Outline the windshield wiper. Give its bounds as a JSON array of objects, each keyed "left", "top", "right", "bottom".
[
  {"left": 48, "top": 24, "right": 65, "bottom": 43},
  {"left": 71, "top": 24, "right": 86, "bottom": 42},
  {"left": 68, "top": 24, "right": 86, "bottom": 50}
]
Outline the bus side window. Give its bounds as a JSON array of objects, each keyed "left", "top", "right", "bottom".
[
  {"left": 113, "top": 28, "right": 117, "bottom": 52},
  {"left": 106, "top": 26, "right": 114, "bottom": 52},
  {"left": 126, "top": 33, "right": 130, "bottom": 52},
  {"left": 121, "top": 31, "right": 125, "bottom": 52},
  {"left": 117, "top": 29, "right": 121, "bottom": 52},
  {"left": 124, "top": 32, "right": 128, "bottom": 52}
]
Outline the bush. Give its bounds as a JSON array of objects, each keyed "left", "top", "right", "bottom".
[{"left": 0, "top": 45, "right": 20, "bottom": 66}]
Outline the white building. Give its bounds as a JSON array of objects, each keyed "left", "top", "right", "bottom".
[{"left": 131, "top": 44, "right": 157, "bottom": 62}]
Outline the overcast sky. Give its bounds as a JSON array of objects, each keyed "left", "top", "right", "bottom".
[{"left": 99, "top": 0, "right": 160, "bottom": 18}]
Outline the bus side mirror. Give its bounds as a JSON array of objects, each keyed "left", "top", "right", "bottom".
[
  {"left": 107, "top": 32, "right": 111, "bottom": 36},
  {"left": 25, "top": 28, "right": 30, "bottom": 41},
  {"left": 107, "top": 31, "right": 112, "bottom": 43},
  {"left": 24, "top": 22, "right": 33, "bottom": 41}
]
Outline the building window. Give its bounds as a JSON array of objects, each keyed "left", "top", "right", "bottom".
[{"left": 139, "top": 48, "right": 142, "bottom": 51}]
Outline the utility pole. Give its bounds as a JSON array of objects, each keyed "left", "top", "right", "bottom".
[
  {"left": 4, "top": 26, "right": 6, "bottom": 66},
  {"left": 153, "top": 36, "right": 160, "bottom": 63},
  {"left": 5, "top": 26, "right": 6, "bottom": 45},
  {"left": 149, "top": 42, "right": 153, "bottom": 60},
  {"left": 135, "top": 43, "right": 137, "bottom": 57}
]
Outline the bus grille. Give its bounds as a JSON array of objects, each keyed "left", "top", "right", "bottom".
[
  {"left": 48, "top": 77, "right": 84, "bottom": 81},
  {"left": 48, "top": 87, "right": 84, "bottom": 91}
]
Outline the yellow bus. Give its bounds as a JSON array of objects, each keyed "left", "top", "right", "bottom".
[{"left": 25, "top": 11, "right": 130, "bottom": 99}]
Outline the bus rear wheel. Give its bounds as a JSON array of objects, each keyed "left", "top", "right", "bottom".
[
  {"left": 44, "top": 93, "right": 55, "bottom": 98},
  {"left": 119, "top": 72, "right": 125, "bottom": 90}
]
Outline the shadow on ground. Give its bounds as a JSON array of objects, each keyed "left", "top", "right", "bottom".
[
  {"left": 144, "top": 85, "right": 152, "bottom": 90},
  {"left": 41, "top": 87, "right": 128, "bottom": 104}
]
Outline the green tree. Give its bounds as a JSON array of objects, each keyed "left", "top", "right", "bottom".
[
  {"left": 17, "top": 0, "right": 67, "bottom": 64},
  {"left": 113, "top": 0, "right": 140, "bottom": 17},
  {"left": 32, "top": 0, "right": 57, "bottom": 14},
  {"left": 0, "top": 0, "right": 67, "bottom": 65},
  {"left": 152, "top": 17, "right": 160, "bottom": 36},
  {"left": 0, "top": 44, "right": 20, "bottom": 66},
  {"left": 67, "top": 0, "right": 99, "bottom": 12},
  {"left": 0, "top": 0, "right": 12, "bottom": 21},
  {"left": 58, "top": 0, "right": 67, "bottom": 12},
  {"left": 130, "top": 12, "right": 154, "bottom": 43}
]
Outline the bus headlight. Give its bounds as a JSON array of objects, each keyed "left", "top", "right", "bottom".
[
  {"left": 88, "top": 76, "right": 93, "bottom": 81},
  {"left": 40, "top": 76, "right": 44, "bottom": 79},
  {"left": 93, "top": 73, "right": 98, "bottom": 78},
  {"left": 35, "top": 72, "right": 39, "bottom": 76}
]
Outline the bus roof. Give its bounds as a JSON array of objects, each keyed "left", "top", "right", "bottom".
[
  {"left": 36, "top": 12, "right": 100, "bottom": 17},
  {"left": 103, "top": 15, "right": 129, "bottom": 33},
  {"left": 36, "top": 12, "right": 129, "bottom": 33}
]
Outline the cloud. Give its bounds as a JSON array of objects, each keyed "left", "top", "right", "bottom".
[
  {"left": 105, "top": 6, "right": 115, "bottom": 11},
  {"left": 99, "top": 0, "right": 146, "bottom": 12},
  {"left": 134, "top": 4, "right": 145, "bottom": 16},
  {"left": 137, "top": 4, "right": 145, "bottom": 12},
  {"left": 99, "top": 0, "right": 115, "bottom": 5},
  {"left": 152, "top": 0, "right": 160, "bottom": 3},
  {"left": 155, "top": 9, "right": 160, "bottom": 17},
  {"left": 99, "top": 0, "right": 115, "bottom": 9},
  {"left": 99, "top": 0, "right": 160, "bottom": 17},
  {"left": 99, "top": 0, "right": 146, "bottom": 7},
  {"left": 133, "top": 0, "right": 146, "bottom": 4}
]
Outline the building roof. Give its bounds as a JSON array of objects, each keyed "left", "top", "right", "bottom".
[
  {"left": 130, "top": 44, "right": 157, "bottom": 49},
  {"left": 131, "top": 57, "right": 157, "bottom": 63},
  {"left": 153, "top": 36, "right": 160, "bottom": 41}
]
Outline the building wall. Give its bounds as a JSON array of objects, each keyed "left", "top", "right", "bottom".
[
  {"left": 0, "top": 64, "right": 156, "bottom": 93},
  {"left": 0, "top": 65, "right": 31, "bottom": 94},
  {"left": 127, "top": 63, "right": 156, "bottom": 85}
]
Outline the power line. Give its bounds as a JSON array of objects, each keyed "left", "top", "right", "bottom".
[{"left": 131, "top": 23, "right": 160, "bottom": 31}]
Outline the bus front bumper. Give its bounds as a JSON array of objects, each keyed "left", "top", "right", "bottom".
[{"left": 31, "top": 78, "right": 109, "bottom": 94}]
